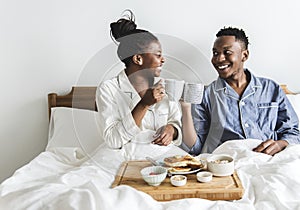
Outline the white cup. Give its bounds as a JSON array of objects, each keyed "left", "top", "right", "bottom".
[
  {"left": 182, "top": 82, "right": 204, "bottom": 104},
  {"left": 164, "top": 79, "right": 185, "bottom": 101}
]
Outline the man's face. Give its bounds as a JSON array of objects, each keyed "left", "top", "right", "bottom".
[{"left": 211, "top": 36, "right": 248, "bottom": 80}]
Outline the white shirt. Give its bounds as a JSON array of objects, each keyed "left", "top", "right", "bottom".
[{"left": 96, "top": 70, "right": 182, "bottom": 151}]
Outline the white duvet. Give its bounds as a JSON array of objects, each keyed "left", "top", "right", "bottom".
[{"left": 1, "top": 139, "right": 300, "bottom": 210}]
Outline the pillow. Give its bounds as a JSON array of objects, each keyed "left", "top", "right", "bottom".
[
  {"left": 287, "top": 94, "right": 300, "bottom": 120},
  {"left": 46, "top": 107, "right": 104, "bottom": 155}
]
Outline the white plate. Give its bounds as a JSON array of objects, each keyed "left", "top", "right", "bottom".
[
  {"left": 156, "top": 156, "right": 203, "bottom": 175},
  {"left": 169, "top": 167, "right": 202, "bottom": 175}
]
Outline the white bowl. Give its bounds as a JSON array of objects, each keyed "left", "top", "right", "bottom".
[
  {"left": 207, "top": 154, "right": 234, "bottom": 176},
  {"left": 196, "top": 171, "right": 213, "bottom": 183},
  {"left": 140, "top": 166, "right": 167, "bottom": 186},
  {"left": 170, "top": 175, "right": 187, "bottom": 187}
]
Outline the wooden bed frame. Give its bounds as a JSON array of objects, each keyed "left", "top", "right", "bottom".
[
  {"left": 47, "top": 85, "right": 296, "bottom": 119},
  {"left": 48, "top": 87, "right": 97, "bottom": 119}
]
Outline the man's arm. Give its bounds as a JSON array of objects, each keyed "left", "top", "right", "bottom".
[
  {"left": 253, "top": 87, "right": 300, "bottom": 155},
  {"left": 253, "top": 139, "right": 289, "bottom": 155}
]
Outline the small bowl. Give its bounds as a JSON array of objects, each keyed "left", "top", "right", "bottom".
[
  {"left": 207, "top": 154, "right": 234, "bottom": 177},
  {"left": 196, "top": 171, "right": 213, "bottom": 183},
  {"left": 170, "top": 175, "right": 187, "bottom": 187},
  {"left": 140, "top": 166, "right": 167, "bottom": 186}
]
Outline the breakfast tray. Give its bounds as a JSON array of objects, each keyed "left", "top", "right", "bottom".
[{"left": 111, "top": 160, "right": 244, "bottom": 201}]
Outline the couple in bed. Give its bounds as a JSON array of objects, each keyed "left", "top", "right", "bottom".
[{"left": 96, "top": 10, "right": 299, "bottom": 160}]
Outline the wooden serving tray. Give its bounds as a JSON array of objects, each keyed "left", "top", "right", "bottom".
[{"left": 111, "top": 160, "right": 244, "bottom": 201}]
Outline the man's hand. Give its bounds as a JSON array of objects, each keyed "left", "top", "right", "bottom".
[
  {"left": 152, "top": 125, "right": 176, "bottom": 146},
  {"left": 253, "top": 139, "right": 288, "bottom": 156}
]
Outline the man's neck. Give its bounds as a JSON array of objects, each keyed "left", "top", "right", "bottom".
[{"left": 226, "top": 70, "right": 250, "bottom": 97}]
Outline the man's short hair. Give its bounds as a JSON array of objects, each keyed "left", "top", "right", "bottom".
[{"left": 216, "top": 27, "right": 249, "bottom": 50}]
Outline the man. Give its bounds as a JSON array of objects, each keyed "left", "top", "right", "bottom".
[{"left": 181, "top": 27, "right": 299, "bottom": 155}]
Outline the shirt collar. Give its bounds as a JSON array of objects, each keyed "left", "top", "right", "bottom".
[
  {"left": 247, "top": 69, "right": 263, "bottom": 90},
  {"left": 215, "top": 69, "right": 263, "bottom": 93},
  {"left": 117, "top": 69, "right": 141, "bottom": 100}
]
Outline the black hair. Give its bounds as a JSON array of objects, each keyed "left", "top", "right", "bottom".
[
  {"left": 216, "top": 27, "right": 249, "bottom": 50},
  {"left": 110, "top": 9, "right": 158, "bottom": 67}
]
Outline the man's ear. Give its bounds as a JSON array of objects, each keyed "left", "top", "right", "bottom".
[
  {"left": 242, "top": 50, "right": 249, "bottom": 62},
  {"left": 133, "top": 54, "right": 143, "bottom": 65}
]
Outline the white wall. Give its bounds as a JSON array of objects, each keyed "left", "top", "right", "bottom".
[{"left": 1, "top": 0, "right": 299, "bottom": 183}]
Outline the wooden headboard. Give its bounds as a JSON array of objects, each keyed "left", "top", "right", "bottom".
[
  {"left": 280, "top": 85, "right": 297, "bottom": 95},
  {"left": 47, "top": 85, "right": 296, "bottom": 119},
  {"left": 48, "top": 86, "right": 97, "bottom": 119}
]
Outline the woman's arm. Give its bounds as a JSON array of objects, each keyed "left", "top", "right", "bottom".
[
  {"left": 96, "top": 83, "right": 141, "bottom": 149},
  {"left": 131, "top": 82, "right": 164, "bottom": 126},
  {"left": 96, "top": 80, "right": 166, "bottom": 149}
]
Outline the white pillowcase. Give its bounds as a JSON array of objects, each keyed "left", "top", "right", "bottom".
[
  {"left": 46, "top": 107, "right": 104, "bottom": 155},
  {"left": 287, "top": 94, "right": 300, "bottom": 120}
]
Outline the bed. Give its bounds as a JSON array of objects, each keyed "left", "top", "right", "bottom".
[{"left": 0, "top": 85, "right": 300, "bottom": 210}]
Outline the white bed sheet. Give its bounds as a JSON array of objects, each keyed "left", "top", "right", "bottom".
[{"left": 1, "top": 139, "right": 300, "bottom": 210}]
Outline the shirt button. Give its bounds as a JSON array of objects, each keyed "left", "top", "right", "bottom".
[
  {"left": 240, "top": 101, "right": 245, "bottom": 106},
  {"left": 245, "top": 123, "right": 249, "bottom": 128}
]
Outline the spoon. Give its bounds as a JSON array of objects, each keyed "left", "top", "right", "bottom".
[
  {"left": 146, "top": 157, "right": 161, "bottom": 166},
  {"left": 146, "top": 157, "right": 172, "bottom": 177}
]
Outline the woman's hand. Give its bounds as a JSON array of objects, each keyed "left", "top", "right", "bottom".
[
  {"left": 140, "top": 79, "right": 165, "bottom": 106},
  {"left": 132, "top": 80, "right": 165, "bottom": 127},
  {"left": 253, "top": 139, "right": 288, "bottom": 155},
  {"left": 152, "top": 125, "right": 176, "bottom": 146}
]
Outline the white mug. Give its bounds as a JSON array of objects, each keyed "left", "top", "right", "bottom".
[
  {"left": 164, "top": 79, "right": 185, "bottom": 101},
  {"left": 182, "top": 82, "right": 204, "bottom": 104}
]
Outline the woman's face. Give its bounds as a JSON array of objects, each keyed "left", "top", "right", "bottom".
[
  {"left": 140, "top": 41, "right": 165, "bottom": 77},
  {"left": 211, "top": 36, "right": 248, "bottom": 80}
]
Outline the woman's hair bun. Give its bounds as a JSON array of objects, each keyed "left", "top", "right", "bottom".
[
  {"left": 110, "top": 10, "right": 137, "bottom": 41},
  {"left": 110, "top": 10, "right": 158, "bottom": 67}
]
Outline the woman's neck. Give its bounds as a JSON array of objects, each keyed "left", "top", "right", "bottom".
[{"left": 126, "top": 68, "right": 153, "bottom": 96}]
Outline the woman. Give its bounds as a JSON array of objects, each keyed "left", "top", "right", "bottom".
[{"left": 96, "top": 10, "right": 182, "bottom": 159}]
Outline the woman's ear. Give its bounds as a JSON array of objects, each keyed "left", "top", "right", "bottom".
[
  {"left": 133, "top": 54, "right": 143, "bottom": 65},
  {"left": 242, "top": 49, "right": 249, "bottom": 62}
]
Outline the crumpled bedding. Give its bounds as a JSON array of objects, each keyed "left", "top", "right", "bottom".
[{"left": 1, "top": 139, "right": 300, "bottom": 210}]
